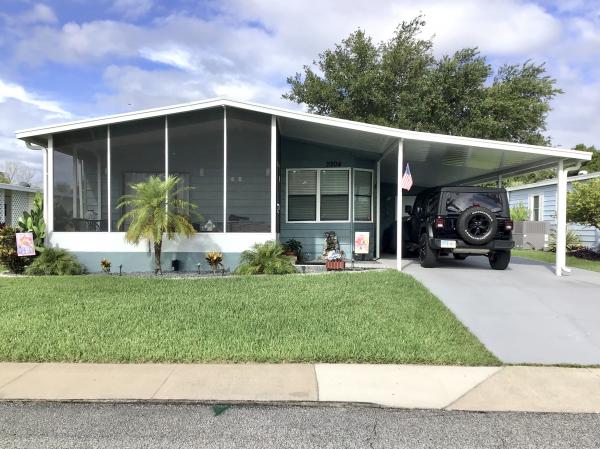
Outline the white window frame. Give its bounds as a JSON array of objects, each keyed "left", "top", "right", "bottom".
[
  {"left": 286, "top": 167, "right": 352, "bottom": 223},
  {"left": 353, "top": 168, "right": 374, "bottom": 223},
  {"left": 529, "top": 193, "right": 544, "bottom": 221}
]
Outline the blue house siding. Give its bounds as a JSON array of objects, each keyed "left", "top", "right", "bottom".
[
  {"left": 508, "top": 178, "right": 600, "bottom": 248},
  {"left": 279, "top": 138, "right": 377, "bottom": 259}
]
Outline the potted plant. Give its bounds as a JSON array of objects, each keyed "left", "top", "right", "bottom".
[
  {"left": 323, "top": 231, "right": 345, "bottom": 270},
  {"left": 283, "top": 239, "right": 302, "bottom": 264},
  {"left": 205, "top": 251, "right": 224, "bottom": 274},
  {"left": 100, "top": 258, "right": 111, "bottom": 274}
]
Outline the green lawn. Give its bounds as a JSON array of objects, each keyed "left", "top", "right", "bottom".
[
  {"left": 513, "top": 249, "right": 600, "bottom": 273},
  {"left": 0, "top": 271, "right": 498, "bottom": 365}
]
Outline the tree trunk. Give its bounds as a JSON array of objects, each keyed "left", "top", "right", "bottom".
[{"left": 154, "top": 241, "right": 162, "bottom": 275}]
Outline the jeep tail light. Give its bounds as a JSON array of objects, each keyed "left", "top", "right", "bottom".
[
  {"left": 504, "top": 219, "right": 513, "bottom": 231},
  {"left": 435, "top": 217, "right": 445, "bottom": 229}
]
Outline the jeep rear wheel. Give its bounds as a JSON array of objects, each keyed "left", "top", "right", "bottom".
[
  {"left": 456, "top": 206, "right": 498, "bottom": 245},
  {"left": 489, "top": 250, "right": 511, "bottom": 270},
  {"left": 419, "top": 234, "right": 438, "bottom": 268}
]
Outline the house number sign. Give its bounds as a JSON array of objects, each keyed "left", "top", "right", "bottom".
[{"left": 326, "top": 161, "right": 342, "bottom": 167}]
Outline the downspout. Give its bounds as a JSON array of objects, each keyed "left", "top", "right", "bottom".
[{"left": 25, "top": 141, "right": 47, "bottom": 151}]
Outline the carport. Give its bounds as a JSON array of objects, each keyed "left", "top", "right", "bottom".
[{"left": 272, "top": 102, "right": 591, "bottom": 276}]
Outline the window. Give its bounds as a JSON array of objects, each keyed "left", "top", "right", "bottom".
[
  {"left": 530, "top": 194, "right": 542, "bottom": 221},
  {"left": 444, "top": 192, "right": 504, "bottom": 214},
  {"left": 354, "top": 169, "right": 373, "bottom": 222},
  {"left": 53, "top": 127, "right": 108, "bottom": 232},
  {"left": 287, "top": 168, "right": 351, "bottom": 222},
  {"left": 288, "top": 169, "right": 317, "bottom": 221},
  {"left": 320, "top": 170, "right": 349, "bottom": 221}
]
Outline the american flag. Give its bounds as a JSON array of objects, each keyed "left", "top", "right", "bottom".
[{"left": 401, "top": 163, "right": 413, "bottom": 191}]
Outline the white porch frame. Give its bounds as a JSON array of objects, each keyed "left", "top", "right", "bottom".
[
  {"left": 270, "top": 115, "right": 277, "bottom": 237},
  {"left": 47, "top": 135, "right": 54, "bottom": 234},
  {"left": 396, "top": 138, "right": 404, "bottom": 271}
]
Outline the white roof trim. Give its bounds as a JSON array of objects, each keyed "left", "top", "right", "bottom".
[
  {"left": 15, "top": 97, "right": 592, "bottom": 161},
  {"left": 506, "top": 171, "right": 600, "bottom": 191},
  {"left": 0, "top": 183, "right": 40, "bottom": 193}
]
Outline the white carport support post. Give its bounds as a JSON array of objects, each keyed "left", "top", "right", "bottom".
[
  {"left": 376, "top": 159, "right": 381, "bottom": 259},
  {"left": 555, "top": 160, "right": 568, "bottom": 276},
  {"left": 396, "top": 139, "right": 403, "bottom": 271}
]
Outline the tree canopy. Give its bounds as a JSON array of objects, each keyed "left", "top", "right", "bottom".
[
  {"left": 567, "top": 179, "right": 600, "bottom": 229},
  {"left": 284, "top": 16, "right": 562, "bottom": 146}
]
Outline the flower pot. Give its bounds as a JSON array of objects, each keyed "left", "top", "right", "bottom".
[{"left": 326, "top": 260, "right": 345, "bottom": 271}]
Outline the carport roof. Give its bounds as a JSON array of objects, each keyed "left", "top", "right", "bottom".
[{"left": 15, "top": 97, "right": 591, "bottom": 186}]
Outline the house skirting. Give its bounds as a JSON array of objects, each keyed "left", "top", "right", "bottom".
[
  {"left": 71, "top": 251, "right": 243, "bottom": 273},
  {"left": 48, "top": 231, "right": 272, "bottom": 273}
]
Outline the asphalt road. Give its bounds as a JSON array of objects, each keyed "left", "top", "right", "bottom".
[{"left": 1, "top": 402, "right": 599, "bottom": 449}]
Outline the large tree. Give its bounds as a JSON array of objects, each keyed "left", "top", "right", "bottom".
[
  {"left": 575, "top": 144, "right": 600, "bottom": 173},
  {"left": 284, "top": 16, "right": 562, "bottom": 146}
]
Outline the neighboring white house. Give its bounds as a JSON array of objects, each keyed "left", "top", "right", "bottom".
[
  {"left": 0, "top": 182, "right": 40, "bottom": 227},
  {"left": 507, "top": 172, "right": 600, "bottom": 248},
  {"left": 14, "top": 97, "right": 591, "bottom": 274}
]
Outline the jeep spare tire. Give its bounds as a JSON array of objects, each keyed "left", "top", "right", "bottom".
[{"left": 456, "top": 206, "right": 497, "bottom": 245}]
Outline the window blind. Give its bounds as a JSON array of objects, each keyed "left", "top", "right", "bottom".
[
  {"left": 354, "top": 170, "right": 372, "bottom": 221},
  {"left": 320, "top": 170, "right": 349, "bottom": 221},
  {"left": 288, "top": 170, "right": 317, "bottom": 221}
]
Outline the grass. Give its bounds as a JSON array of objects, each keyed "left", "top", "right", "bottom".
[
  {"left": 513, "top": 249, "right": 600, "bottom": 273},
  {"left": 0, "top": 271, "right": 498, "bottom": 365}
]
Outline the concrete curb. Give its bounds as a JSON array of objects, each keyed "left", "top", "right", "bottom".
[{"left": 1, "top": 363, "right": 599, "bottom": 413}]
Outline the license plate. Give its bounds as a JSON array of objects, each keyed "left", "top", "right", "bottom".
[{"left": 440, "top": 240, "right": 456, "bottom": 249}]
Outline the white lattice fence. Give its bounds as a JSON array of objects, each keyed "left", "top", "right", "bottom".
[
  {"left": 0, "top": 190, "right": 5, "bottom": 224},
  {"left": 9, "top": 191, "right": 35, "bottom": 226}
]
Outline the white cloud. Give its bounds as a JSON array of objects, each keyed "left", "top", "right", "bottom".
[
  {"left": 110, "top": 0, "right": 153, "bottom": 19},
  {"left": 20, "top": 3, "right": 57, "bottom": 25},
  {"left": 0, "top": 79, "right": 71, "bottom": 119},
  {"left": 138, "top": 46, "right": 197, "bottom": 72}
]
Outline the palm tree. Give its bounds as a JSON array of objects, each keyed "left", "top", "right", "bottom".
[{"left": 116, "top": 176, "right": 198, "bottom": 274}]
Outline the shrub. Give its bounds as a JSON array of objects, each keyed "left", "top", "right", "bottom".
[
  {"left": 235, "top": 241, "right": 296, "bottom": 275},
  {"left": 17, "top": 192, "right": 46, "bottom": 252},
  {"left": 282, "top": 239, "right": 302, "bottom": 256},
  {"left": 0, "top": 224, "right": 34, "bottom": 274},
  {"left": 100, "top": 258, "right": 111, "bottom": 273},
  {"left": 569, "top": 247, "right": 600, "bottom": 261},
  {"left": 205, "top": 251, "right": 224, "bottom": 273},
  {"left": 547, "top": 229, "right": 583, "bottom": 252},
  {"left": 510, "top": 203, "right": 529, "bottom": 221},
  {"left": 25, "top": 248, "right": 84, "bottom": 275}
]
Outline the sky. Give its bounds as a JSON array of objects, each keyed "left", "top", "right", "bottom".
[{"left": 0, "top": 0, "right": 599, "bottom": 185}]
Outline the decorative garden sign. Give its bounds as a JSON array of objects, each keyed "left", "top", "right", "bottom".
[
  {"left": 16, "top": 232, "right": 36, "bottom": 257},
  {"left": 354, "top": 232, "right": 370, "bottom": 254}
]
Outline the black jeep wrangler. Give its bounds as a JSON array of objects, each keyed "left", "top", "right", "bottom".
[{"left": 403, "top": 186, "right": 514, "bottom": 270}]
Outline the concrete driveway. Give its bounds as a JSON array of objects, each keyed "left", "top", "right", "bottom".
[{"left": 404, "top": 255, "right": 600, "bottom": 365}]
